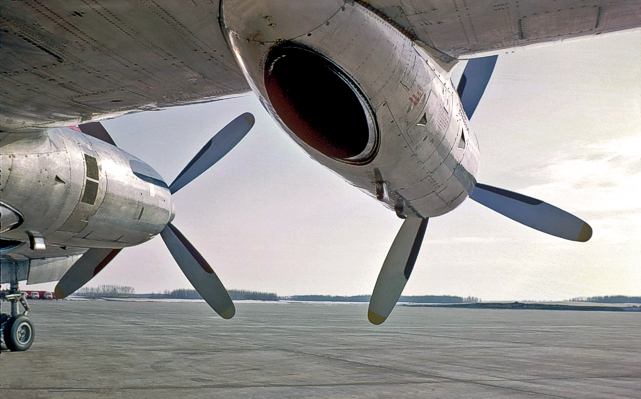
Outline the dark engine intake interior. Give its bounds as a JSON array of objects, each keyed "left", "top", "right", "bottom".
[{"left": 264, "top": 45, "right": 377, "bottom": 163}]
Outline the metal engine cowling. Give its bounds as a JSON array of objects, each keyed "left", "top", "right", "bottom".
[{"left": 222, "top": 0, "right": 479, "bottom": 217}]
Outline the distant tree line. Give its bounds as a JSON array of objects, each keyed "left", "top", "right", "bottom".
[
  {"left": 161, "top": 288, "right": 201, "bottom": 299},
  {"left": 462, "top": 296, "right": 480, "bottom": 303},
  {"left": 153, "top": 289, "right": 278, "bottom": 301},
  {"left": 75, "top": 285, "right": 135, "bottom": 297},
  {"left": 230, "top": 290, "right": 278, "bottom": 301},
  {"left": 69, "top": 289, "right": 641, "bottom": 304},
  {"left": 283, "top": 295, "right": 370, "bottom": 302},
  {"left": 282, "top": 295, "right": 480, "bottom": 303},
  {"left": 570, "top": 295, "right": 641, "bottom": 304},
  {"left": 72, "top": 286, "right": 480, "bottom": 303}
]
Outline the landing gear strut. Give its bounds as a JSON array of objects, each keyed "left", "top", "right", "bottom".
[{"left": 1, "top": 265, "right": 35, "bottom": 352}]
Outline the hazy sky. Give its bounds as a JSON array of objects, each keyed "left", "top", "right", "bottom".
[{"left": 26, "top": 30, "right": 641, "bottom": 300}]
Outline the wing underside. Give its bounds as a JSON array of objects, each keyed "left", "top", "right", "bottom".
[
  {"left": 362, "top": 0, "right": 641, "bottom": 57},
  {"left": 0, "top": 0, "right": 250, "bottom": 133},
  {"left": 1, "top": 249, "right": 87, "bottom": 286},
  {"left": 1, "top": 0, "right": 639, "bottom": 132}
]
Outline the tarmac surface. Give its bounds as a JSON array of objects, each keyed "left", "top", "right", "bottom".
[{"left": 0, "top": 300, "right": 639, "bottom": 398}]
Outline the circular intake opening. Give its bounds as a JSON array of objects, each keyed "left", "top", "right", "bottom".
[{"left": 264, "top": 44, "right": 378, "bottom": 163}]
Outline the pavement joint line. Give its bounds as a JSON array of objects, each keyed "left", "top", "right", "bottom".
[
  {"left": 219, "top": 342, "right": 617, "bottom": 399},
  {"left": 1, "top": 376, "right": 633, "bottom": 393}
]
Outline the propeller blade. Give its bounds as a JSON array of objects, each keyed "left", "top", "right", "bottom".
[
  {"left": 457, "top": 55, "right": 498, "bottom": 120},
  {"left": 470, "top": 183, "right": 592, "bottom": 242},
  {"left": 160, "top": 223, "right": 235, "bottom": 319},
  {"left": 54, "top": 248, "right": 122, "bottom": 299},
  {"left": 169, "top": 112, "right": 255, "bottom": 194},
  {"left": 368, "top": 218, "right": 428, "bottom": 325},
  {"left": 78, "top": 121, "right": 117, "bottom": 147}
]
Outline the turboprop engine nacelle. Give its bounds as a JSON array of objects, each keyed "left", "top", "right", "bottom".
[
  {"left": 222, "top": 0, "right": 480, "bottom": 218},
  {"left": 0, "top": 128, "right": 173, "bottom": 252}
]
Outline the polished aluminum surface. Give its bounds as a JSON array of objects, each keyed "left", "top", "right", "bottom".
[
  {"left": 0, "top": 204, "right": 21, "bottom": 233},
  {"left": 1, "top": 128, "right": 172, "bottom": 263},
  {"left": 1, "top": 0, "right": 638, "bottom": 285},
  {"left": 223, "top": 0, "right": 478, "bottom": 218},
  {"left": 1, "top": 1, "right": 639, "bottom": 132}
]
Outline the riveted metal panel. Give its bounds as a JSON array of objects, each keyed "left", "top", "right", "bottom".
[{"left": 223, "top": 0, "right": 479, "bottom": 218}]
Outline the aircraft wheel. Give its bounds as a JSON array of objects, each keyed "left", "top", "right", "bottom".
[
  {"left": 0, "top": 313, "right": 8, "bottom": 350},
  {"left": 4, "top": 315, "right": 35, "bottom": 351}
]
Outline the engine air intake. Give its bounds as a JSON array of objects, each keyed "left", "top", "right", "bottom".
[{"left": 265, "top": 45, "right": 378, "bottom": 163}]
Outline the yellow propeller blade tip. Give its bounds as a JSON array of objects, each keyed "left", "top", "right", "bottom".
[
  {"left": 578, "top": 223, "right": 593, "bottom": 242},
  {"left": 54, "top": 286, "right": 67, "bottom": 299},
  {"left": 368, "top": 311, "right": 387, "bottom": 325},
  {"left": 220, "top": 305, "right": 235, "bottom": 320}
]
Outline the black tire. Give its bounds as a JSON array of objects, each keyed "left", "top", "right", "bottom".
[
  {"left": 4, "top": 315, "right": 35, "bottom": 351},
  {"left": 0, "top": 313, "right": 8, "bottom": 350}
]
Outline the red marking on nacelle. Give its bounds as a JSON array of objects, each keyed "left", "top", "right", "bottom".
[{"left": 409, "top": 89, "right": 425, "bottom": 107}]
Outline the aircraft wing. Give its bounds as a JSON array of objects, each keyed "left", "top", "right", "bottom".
[
  {"left": 0, "top": 248, "right": 86, "bottom": 286},
  {"left": 0, "top": 0, "right": 250, "bottom": 133},
  {"left": 363, "top": 0, "right": 641, "bottom": 58},
  {"left": 1, "top": 0, "right": 640, "bottom": 133}
]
